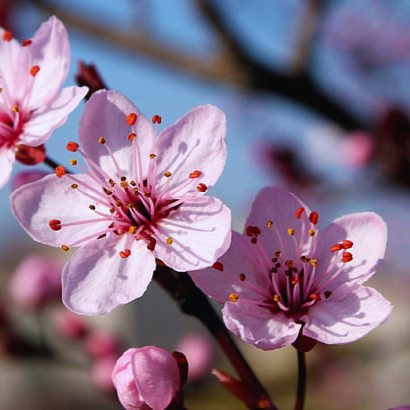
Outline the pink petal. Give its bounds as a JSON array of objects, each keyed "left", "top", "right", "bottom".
[
  {"left": 156, "top": 196, "right": 231, "bottom": 271},
  {"left": 11, "top": 174, "right": 109, "bottom": 247},
  {"left": 0, "top": 147, "right": 15, "bottom": 189},
  {"left": 79, "top": 90, "right": 155, "bottom": 176},
  {"left": 21, "top": 85, "right": 88, "bottom": 146},
  {"left": 222, "top": 302, "right": 301, "bottom": 350},
  {"left": 189, "top": 231, "right": 272, "bottom": 303},
  {"left": 156, "top": 105, "right": 226, "bottom": 191},
  {"left": 28, "top": 16, "right": 70, "bottom": 106},
  {"left": 245, "top": 186, "right": 314, "bottom": 263},
  {"left": 315, "top": 212, "right": 387, "bottom": 287},
  {"left": 302, "top": 284, "right": 393, "bottom": 344},
  {"left": 62, "top": 235, "right": 155, "bottom": 315},
  {"left": 132, "top": 346, "right": 180, "bottom": 410}
]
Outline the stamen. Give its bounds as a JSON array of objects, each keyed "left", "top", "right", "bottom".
[
  {"left": 66, "top": 141, "right": 79, "bottom": 152},
  {"left": 164, "top": 171, "right": 172, "bottom": 178},
  {"left": 55, "top": 166, "right": 66, "bottom": 178},
  {"left": 228, "top": 293, "right": 239, "bottom": 303},
  {"left": 196, "top": 183, "right": 207, "bottom": 192},
  {"left": 342, "top": 252, "right": 353, "bottom": 263},
  {"left": 152, "top": 115, "right": 162, "bottom": 124},
  {"left": 287, "top": 228, "right": 295, "bottom": 236},
  {"left": 61, "top": 245, "right": 69, "bottom": 251},
  {"left": 98, "top": 137, "right": 106, "bottom": 144},
  {"left": 246, "top": 225, "right": 261, "bottom": 237},
  {"left": 149, "top": 153, "right": 156, "bottom": 159},
  {"left": 273, "top": 294, "right": 280, "bottom": 302},
  {"left": 212, "top": 262, "right": 224, "bottom": 271},
  {"left": 266, "top": 220, "right": 273, "bottom": 228},
  {"left": 309, "top": 293, "right": 321, "bottom": 302},
  {"left": 49, "top": 219, "right": 62, "bottom": 231},
  {"left": 308, "top": 229, "right": 315, "bottom": 237},
  {"left": 3, "top": 30, "right": 12, "bottom": 41},
  {"left": 128, "top": 133, "right": 136, "bottom": 141},
  {"left": 22, "top": 39, "right": 32, "bottom": 46},
  {"left": 89, "top": 205, "right": 96, "bottom": 210},
  {"left": 166, "top": 237, "right": 173, "bottom": 245},
  {"left": 71, "top": 184, "right": 78, "bottom": 189},
  {"left": 295, "top": 207, "right": 305, "bottom": 219},
  {"left": 309, "top": 211, "right": 319, "bottom": 224},
  {"left": 70, "top": 159, "right": 77, "bottom": 166},
  {"left": 126, "top": 113, "right": 137, "bottom": 125},
  {"left": 342, "top": 240, "right": 354, "bottom": 249},
  {"left": 119, "top": 249, "right": 131, "bottom": 258},
  {"left": 239, "top": 273, "right": 246, "bottom": 281},
  {"left": 330, "top": 243, "right": 343, "bottom": 252},
  {"left": 189, "top": 170, "right": 202, "bottom": 179},
  {"left": 29, "top": 65, "right": 40, "bottom": 77},
  {"left": 12, "top": 106, "right": 19, "bottom": 112},
  {"left": 310, "top": 259, "right": 318, "bottom": 266}
]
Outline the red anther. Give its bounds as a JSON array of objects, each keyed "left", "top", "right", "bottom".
[
  {"left": 22, "top": 39, "right": 32, "bottom": 46},
  {"left": 309, "top": 293, "right": 321, "bottom": 302},
  {"left": 152, "top": 115, "right": 162, "bottom": 124},
  {"left": 342, "top": 252, "right": 353, "bottom": 263},
  {"left": 2, "top": 30, "right": 12, "bottom": 41},
  {"left": 295, "top": 207, "right": 305, "bottom": 219},
  {"left": 126, "top": 113, "right": 137, "bottom": 126},
  {"left": 330, "top": 243, "right": 343, "bottom": 252},
  {"left": 128, "top": 133, "right": 136, "bottom": 141},
  {"left": 55, "top": 165, "right": 66, "bottom": 178},
  {"left": 66, "top": 141, "right": 79, "bottom": 152},
  {"left": 342, "top": 240, "right": 354, "bottom": 249},
  {"left": 212, "top": 262, "right": 224, "bottom": 271},
  {"left": 29, "top": 65, "right": 40, "bottom": 77},
  {"left": 189, "top": 170, "right": 202, "bottom": 179},
  {"left": 119, "top": 249, "right": 131, "bottom": 258},
  {"left": 309, "top": 211, "right": 319, "bottom": 224},
  {"left": 246, "top": 225, "right": 261, "bottom": 237},
  {"left": 49, "top": 219, "right": 62, "bottom": 231},
  {"left": 291, "top": 277, "right": 299, "bottom": 285},
  {"left": 196, "top": 183, "right": 207, "bottom": 192}
]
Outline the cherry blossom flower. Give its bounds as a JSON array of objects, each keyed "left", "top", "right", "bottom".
[
  {"left": 190, "top": 186, "right": 392, "bottom": 350},
  {"left": 0, "top": 16, "right": 88, "bottom": 188},
  {"left": 11, "top": 90, "right": 231, "bottom": 315},
  {"left": 112, "top": 346, "right": 182, "bottom": 410}
]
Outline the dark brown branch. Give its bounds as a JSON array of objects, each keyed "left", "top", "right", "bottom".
[{"left": 30, "top": 0, "right": 366, "bottom": 130}]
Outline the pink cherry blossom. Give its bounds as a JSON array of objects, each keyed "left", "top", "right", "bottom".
[
  {"left": 112, "top": 346, "right": 181, "bottom": 410},
  {"left": 0, "top": 16, "right": 88, "bottom": 188},
  {"left": 11, "top": 90, "right": 231, "bottom": 315},
  {"left": 190, "top": 186, "right": 392, "bottom": 350},
  {"left": 8, "top": 253, "right": 62, "bottom": 310}
]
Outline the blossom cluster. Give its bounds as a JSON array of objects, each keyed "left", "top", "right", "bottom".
[{"left": 1, "top": 15, "right": 396, "bottom": 410}]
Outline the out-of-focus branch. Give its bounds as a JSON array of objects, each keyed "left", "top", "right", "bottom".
[
  {"left": 290, "top": 0, "right": 329, "bottom": 74},
  {"left": 30, "top": 0, "right": 365, "bottom": 130}
]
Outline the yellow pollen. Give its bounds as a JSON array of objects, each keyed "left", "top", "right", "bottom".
[
  {"left": 145, "top": 192, "right": 151, "bottom": 197},
  {"left": 109, "top": 207, "right": 115, "bottom": 214},
  {"left": 98, "top": 137, "right": 106, "bottom": 144},
  {"left": 150, "top": 153, "right": 156, "bottom": 159},
  {"left": 308, "top": 229, "right": 315, "bottom": 237},
  {"left": 126, "top": 203, "right": 135, "bottom": 209},
  {"left": 273, "top": 294, "right": 280, "bottom": 302},
  {"left": 69, "top": 159, "right": 77, "bottom": 166},
  {"left": 89, "top": 205, "right": 96, "bottom": 210},
  {"left": 130, "top": 181, "right": 136, "bottom": 186},
  {"left": 120, "top": 181, "right": 128, "bottom": 189},
  {"left": 61, "top": 245, "right": 69, "bottom": 251},
  {"left": 164, "top": 171, "right": 172, "bottom": 178},
  {"left": 115, "top": 200, "right": 122, "bottom": 206},
  {"left": 166, "top": 237, "right": 173, "bottom": 245},
  {"left": 228, "top": 293, "right": 239, "bottom": 303},
  {"left": 275, "top": 251, "right": 281, "bottom": 257},
  {"left": 12, "top": 105, "right": 18, "bottom": 112},
  {"left": 71, "top": 184, "right": 78, "bottom": 189},
  {"left": 287, "top": 228, "right": 295, "bottom": 236},
  {"left": 0, "top": 88, "right": 2, "bottom": 93},
  {"left": 310, "top": 259, "right": 318, "bottom": 266},
  {"left": 129, "top": 226, "right": 137, "bottom": 234},
  {"left": 266, "top": 220, "right": 273, "bottom": 228}
]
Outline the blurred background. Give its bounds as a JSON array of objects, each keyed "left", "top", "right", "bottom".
[{"left": 1, "top": 0, "right": 410, "bottom": 408}]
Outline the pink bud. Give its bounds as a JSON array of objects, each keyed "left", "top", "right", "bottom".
[
  {"left": 112, "top": 346, "right": 181, "bottom": 410},
  {"left": 9, "top": 254, "right": 62, "bottom": 310},
  {"left": 54, "top": 309, "right": 88, "bottom": 339},
  {"left": 175, "top": 333, "right": 214, "bottom": 382},
  {"left": 341, "top": 131, "right": 375, "bottom": 169}
]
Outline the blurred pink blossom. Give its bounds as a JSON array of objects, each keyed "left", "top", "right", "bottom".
[
  {"left": 53, "top": 308, "right": 88, "bottom": 339},
  {"left": 175, "top": 333, "right": 214, "bottom": 382},
  {"left": 8, "top": 253, "right": 62, "bottom": 310},
  {"left": 341, "top": 131, "right": 375, "bottom": 169},
  {"left": 11, "top": 90, "right": 231, "bottom": 315},
  {"left": 0, "top": 16, "right": 87, "bottom": 188},
  {"left": 84, "top": 330, "right": 121, "bottom": 358},
  {"left": 112, "top": 346, "right": 182, "bottom": 410},
  {"left": 190, "top": 186, "right": 392, "bottom": 350}
]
